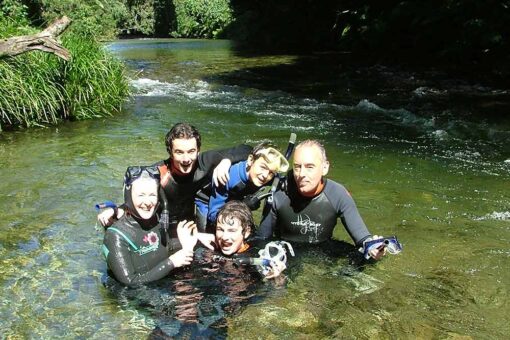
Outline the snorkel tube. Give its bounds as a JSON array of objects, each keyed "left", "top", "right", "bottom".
[
  {"left": 258, "top": 132, "right": 296, "bottom": 211},
  {"left": 159, "top": 187, "right": 170, "bottom": 247}
]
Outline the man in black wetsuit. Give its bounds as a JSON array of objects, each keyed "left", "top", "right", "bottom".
[
  {"left": 258, "top": 139, "right": 386, "bottom": 260},
  {"left": 98, "top": 123, "right": 251, "bottom": 236}
]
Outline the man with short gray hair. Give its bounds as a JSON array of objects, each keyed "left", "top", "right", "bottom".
[{"left": 258, "top": 139, "right": 385, "bottom": 260}]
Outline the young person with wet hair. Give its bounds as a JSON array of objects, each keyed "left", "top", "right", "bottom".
[
  {"left": 200, "top": 142, "right": 289, "bottom": 230},
  {"left": 97, "top": 123, "right": 252, "bottom": 240},
  {"left": 102, "top": 166, "right": 198, "bottom": 287},
  {"left": 258, "top": 139, "right": 387, "bottom": 260}
]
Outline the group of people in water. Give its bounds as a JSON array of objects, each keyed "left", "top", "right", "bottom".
[{"left": 98, "top": 122, "right": 387, "bottom": 287}]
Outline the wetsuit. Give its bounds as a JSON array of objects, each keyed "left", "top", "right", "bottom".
[
  {"left": 153, "top": 144, "right": 252, "bottom": 232},
  {"left": 258, "top": 173, "right": 372, "bottom": 246},
  {"left": 103, "top": 214, "right": 180, "bottom": 287},
  {"left": 206, "top": 160, "right": 263, "bottom": 224}
]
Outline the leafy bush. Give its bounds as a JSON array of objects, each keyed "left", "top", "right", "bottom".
[
  {"left": 40, "top": 0, "right": 129, "bottom": 40},
  {"left": 173, "top": 0, "right": 232, "bottom": 38},
  {"left": 59, "top": 34, "right": 129, "bottom": 120}
]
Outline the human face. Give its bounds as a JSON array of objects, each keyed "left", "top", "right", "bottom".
[
  {"left": 215, "top": 218, "right": 248, "bottom": 255},
  {"left": 247, "top": 156, "right": 278, "bottom": 187},
  {"left": 170, "top": 138, "right": 199, "bottom": 175},
  {"left": 292, "top": 145, "right": 329, "bottom": 197},
  {"left": 131, "top": 178, "right": 158, "bottom": 219}
]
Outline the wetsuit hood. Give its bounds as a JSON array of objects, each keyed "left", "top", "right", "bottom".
[{"left": 124, "top": 171, "right": 160, "bottom": 222}]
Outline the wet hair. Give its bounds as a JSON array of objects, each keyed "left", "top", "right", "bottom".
[
  {"left": 165, "top": 123, "right": 201, "bottom": 154},
  {"left": 216, "top": 201, "right": 253, "bottom": 236},
  {"left": 250, "top": 141, "right": 277, "bottom": 159},
  {"left": 296, "top": 139, "right": 328, "bottom": 162}
]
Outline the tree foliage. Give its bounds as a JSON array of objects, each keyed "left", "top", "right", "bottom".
[
  {"left": 228, "top": 0, "right": 510, "bottom": 68},
  {"left": 172, "top": 0, "right": 232, "bottom": 38}
]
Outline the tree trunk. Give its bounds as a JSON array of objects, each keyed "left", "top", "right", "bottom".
[{"left": 0, "top": 16, "right": 72, "bottom": 60}]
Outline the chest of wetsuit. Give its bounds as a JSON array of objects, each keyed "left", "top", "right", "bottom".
[
  {"left": 103, "top": 215, "right": 179, "bottom": 287},
  {"left": 259, "top": 176, "right": 371, "bottom": 246},
  {"left": 154, "top": 145, "right": 252, "bottom": 225}
]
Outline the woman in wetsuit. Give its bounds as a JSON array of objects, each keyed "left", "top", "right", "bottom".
[{"left": 102, "top": 166, "right": 197, "bottom": 287}]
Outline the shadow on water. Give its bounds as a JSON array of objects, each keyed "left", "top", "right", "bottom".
[{"left": 207, "top": 51, "right": 510, "bottom": 123}]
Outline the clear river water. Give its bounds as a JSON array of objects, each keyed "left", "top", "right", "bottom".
[{"left": 0, "top": 39, "right": 509, "bottom": 339}]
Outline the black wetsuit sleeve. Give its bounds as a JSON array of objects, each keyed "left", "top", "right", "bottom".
[
  {"left": 104, "top": 231, "right": 175, "bottom": 287},
  {"left": 217, "top": 144, "right": 253, "bottom": 163},
  {"left": 198, "top": 144, "right": 252, "bottom": 173},
  {"left": 327, "top": 183, "right": 371, "bottom": 246}
]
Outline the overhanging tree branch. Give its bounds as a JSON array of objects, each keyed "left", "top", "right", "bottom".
[{"left": 0, "top": 16, "right": 72, "bottom": 60}]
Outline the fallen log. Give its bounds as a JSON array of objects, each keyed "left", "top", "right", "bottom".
[{"left": 0, "top": 16, "right": 72, "bottom": 60}]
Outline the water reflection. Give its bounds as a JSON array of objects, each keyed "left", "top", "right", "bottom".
[{"left": 103, "top": 248, "right": 274, "bottom": 338}]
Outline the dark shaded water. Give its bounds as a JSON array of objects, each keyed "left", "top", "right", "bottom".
[{"left": 0, "top": 39, "right": 508, "bottom": 338}]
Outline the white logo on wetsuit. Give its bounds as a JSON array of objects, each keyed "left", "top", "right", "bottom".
[{"left": 291, "top": 214, "right": 322, "bottom": 243}]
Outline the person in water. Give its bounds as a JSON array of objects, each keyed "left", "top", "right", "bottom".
[
  {"left": 102, "top": 166, "right": 198, "bottom": 287},
  {"left": 198, "top": 142, "right": 289, "bottom": 229},
  {"left": 258, "top": 139, "right": 386, "bottom": 260},
  {"left": 98, "top": 122, "right": 252, "bottom": 236},
  {"left": 211, "top": 200, "right": 286, "bottom": 278}
]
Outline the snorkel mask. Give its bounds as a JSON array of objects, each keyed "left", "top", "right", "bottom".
[
  {"left": 360, "top": 236, "right": 403, "bottom": 260},
  {"left": 236, "top": 241, "right": 295, "bottom": 276}
]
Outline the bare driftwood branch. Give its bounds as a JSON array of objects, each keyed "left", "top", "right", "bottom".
[{"left": 0, "top": 16, "right": 72, "bottom": 60}]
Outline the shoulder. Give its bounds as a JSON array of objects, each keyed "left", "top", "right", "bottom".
[
  {"left": 322, "top": 179, "right": 355, "bottom": 208},
  {"left": 324, "top": 179, "right": 348, "bottom": 193},
  {"left": 105, "top": 216, "right": 137, "bottom": 239}
]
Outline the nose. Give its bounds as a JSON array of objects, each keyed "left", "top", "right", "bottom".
[{"left": 260, "top": 169, "right": 270, "bottom": 180}]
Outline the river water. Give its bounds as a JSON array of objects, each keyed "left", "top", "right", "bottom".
[{"left": 0, "top": 39, "right": 509, "bottom": 338}]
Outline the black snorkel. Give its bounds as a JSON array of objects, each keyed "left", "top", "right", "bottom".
[
  {"left": 159, "top": 187, "right": 170, "bottom": 247},
  {"left": 258, "top": 133, "right": 296, "bottom": 213}
]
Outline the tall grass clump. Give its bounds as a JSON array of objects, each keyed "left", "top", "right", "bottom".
[
  {"left": 0, "top": 5, "right": 64, "bottom": 130},
  {"left": 0, "top": 6, "right": 130, "bottom": 131},
  {"left": 59, "top": 35, "right": 130, "bottom": 120},
  {"left": 0, "top": 54, "right": 65, "bottom": 129}
]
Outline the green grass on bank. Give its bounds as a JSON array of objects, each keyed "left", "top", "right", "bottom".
[
  {"left": 0, "top": 35, "right": 130, "bottom": 131},
  {"left": 0, "top": 9, "right": 130, "bottom": 131}
]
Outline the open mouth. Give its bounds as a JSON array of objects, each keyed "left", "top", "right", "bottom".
[{"left": 220, "top": 240, "right": 232, "bottom": 250}]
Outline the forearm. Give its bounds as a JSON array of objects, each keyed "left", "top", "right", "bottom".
[
  {"left": 104, "top": 233, "right": 176, "bottom": 287},
  {"left": 217, "top": 144, "right": 252, "bottom": 163},
  {"left": 340, "top": 204, "right": 371, "bottom": 246}
]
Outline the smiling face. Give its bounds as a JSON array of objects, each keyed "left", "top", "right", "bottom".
[
  {"left": 131, "top": 177, "right": 159, "bottom": 219},
  {"left": 215, "top": 217, "right": 249, "bottom": 255},
  {"left": 247, "top": 156, "right": 278, "bottom": 187},
  {"left": 170, "top": 138, "right": 199, "bottom": 175},
  {"left": 292, "top": 143, "right": 329, "bottom": 197}
]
